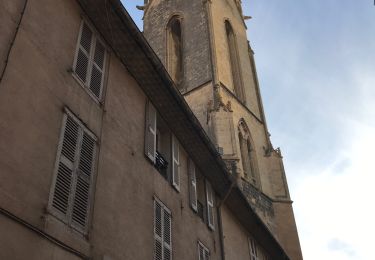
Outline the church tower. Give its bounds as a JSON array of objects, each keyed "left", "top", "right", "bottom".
[{"left": 143, "top": 0, "right": 303, "bottom": 259}]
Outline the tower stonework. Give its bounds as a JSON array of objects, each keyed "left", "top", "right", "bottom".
[{"left": 144, "top": 0, "right": 303, "bottom": 259}]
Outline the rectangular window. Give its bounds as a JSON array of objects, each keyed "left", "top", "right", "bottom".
[
  {"left": 188, "top": 159, "right": 197, "bottom": 212},
  {"left": 154, "top": 198, "right": 172, "bottom": 260},
  {"left": 73, "top": 21, "right": 107, "bottom": 101},
  {"left": 206, "top": 180, "right": 215, "bottom": 230},
  {"left": 198, "top": 241, "right": 210, "bottom": 260},
  {"left": 48, "top": 111, "right": 97, "bottom": 234},
  {"left": 145, "top": 101, "right": 180, "bottom": 192}
]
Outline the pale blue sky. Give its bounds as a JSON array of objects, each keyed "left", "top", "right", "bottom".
[{"left": 122, "top": 1, "right": 375, "bottom": 259}]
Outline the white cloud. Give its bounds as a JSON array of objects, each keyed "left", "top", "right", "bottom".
[{"left": 294, "top": 72, "right": 375, "bottom": 260}]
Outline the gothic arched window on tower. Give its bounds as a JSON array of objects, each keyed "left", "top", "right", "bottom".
[
  {"left": 167, "top": 16, "right": 183, "bottom": 90},
  {"left": 238, "top": 120, "right": 260, "bottom": 188},
  {"left": 225, "top": 20, "right": 245, "bottom": 103}
]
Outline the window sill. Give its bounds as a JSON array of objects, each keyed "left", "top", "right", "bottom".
[{"left": 43, "top": 213, "right": 91, "bottom": 255}]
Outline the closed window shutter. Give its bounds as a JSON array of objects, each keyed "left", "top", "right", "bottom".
[
  {"left": 89, "top": 39, "right": 106, "bottom": 99},
  {"left": 154, "top": 199, "right": 172, "bottom": 260},
  {"left": 73, "top": 21, "right": 107, "bottom": 101},
  {"left": 145, "top": 101, "right": 157, "bottom": 162},
  {"left": 52, "top": 116, "right": 79, "bottom": 217},
  {"left": 163, "top": 209, "right": 172, "bottom": 260},
  {"left": 74, "top": 23, "right": 93, "bottom": 83},
  {"left": 206, "top": 181, "right": 215, "bottom": 230},
  {"left": 154, "top": 201, "right": 163, "bottom": 260},
  {"left": 188, "top": 159, "right": 197, "bottom": 211},
  {"left": 171, "top": 135, "right": 180, "bottom": 191},
  {"left": 198, "top": 242, "right": 209, "bottom": 260},
  {"left": 71, "top": 132, "right": 96, "bottom": 231},
  {"left": 249, "top": 237, "right": 258, "bottom": 260},
  {"left": 50, "top": 112, "right": 97, "bottom": 234}
]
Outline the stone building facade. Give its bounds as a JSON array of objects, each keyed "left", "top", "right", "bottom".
[{"left": 0, "top": 0, "right": 302, "bottom": 260}]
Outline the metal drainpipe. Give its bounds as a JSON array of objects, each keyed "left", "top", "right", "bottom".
[
  {"left": 216, "top": 162, "right": 239, "bottom": 260},
  {"left": 0, "top": 0, "right": 29, "bottom": 87}
]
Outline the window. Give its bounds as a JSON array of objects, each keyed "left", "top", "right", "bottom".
[
  {"left": 48, "top": 111, "right": 97, "bottom": 234},
  {"left": 167, "top": 16, "right": 183, "bottom": 90},
  {"left": 154, "top": 199, "right": 172, "bottom": 260},
  {"left": 145, "top": 101, "right": 180, "bottom": 191},
  {"left": 198, "top": 241, "right": 210, "bottom": 260},
  {"left": 225, "top": 20, "right": 244, "bottom": 103},
  {"left": 238, "top": 120, "right": 260, "bottom": 188},
  {"left": 189, "top": 158, "right": 214, "bottom": 228},
  {"left": 73, "top": 21, "right": 107, "bottom": 101}
]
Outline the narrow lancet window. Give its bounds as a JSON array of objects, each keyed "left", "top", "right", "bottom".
[
  {"left": 225, "top": 21, "right": 245, "bottom": 103},
  {"left": 167, "top": 17, "right": 183, "bottom": 89},
  {"left": 238, "top": 121, "right": 260, "bottom": 188}
]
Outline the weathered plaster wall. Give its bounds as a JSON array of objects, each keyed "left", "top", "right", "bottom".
[{"left": 0, "top": 0, "right": 221, "bottom": 259}]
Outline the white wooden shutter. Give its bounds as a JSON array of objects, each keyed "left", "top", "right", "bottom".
[
  {"left": 188, "top": 159, "right": 197, "bottom": 211},
  {"left": 89, "top": 39, "right": 106, "bottom": 99},
  {"left": 74, "top": 22, "right": 93, "bottom": 84},
  {"left": 198, "top": 242, "right": 209, "bottom": 260},
  {"left": 206, "top": 181, "right": 215, "bottom": 230},
  {"left": 163, "top": 209, "right": 172, "bottom": 260},
  {"left": 154, "top": 200, "right": 163, "bottom": 260},
  {"left": 154, "top": 199, "right": 172, "bottom": 260},
  {"left": 50, "top": 112, "right": 97, "bottom": 233},
  {"left": 249, "top": 237, "right": 258, "bottom": 260},
  {"left": 171, "top": 135, "right": 180, "bottom": 191},
  {"left": 71, "top": 132, "right": 96, "bottom": 231},
  {"left": 51, "top": 115, "right": 79, "bottom": 218},
  {"left": 145, "top": 101, "right": 157, "bottom": 162}
]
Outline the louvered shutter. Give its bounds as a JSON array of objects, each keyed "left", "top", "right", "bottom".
[
  {"left": 154, "top": 201, "right": 163, "bottom": 260},
  {"left": 74, "top": 23, "right": 93, "bottom": 83},
  {"left": 163, "top": 209, "right": 172, "bottom": 260},
  {"left": 188, "top": 159, "right": 197, "bottom": 211},
  {"left": 249, "top": 237, "right": 258, "bottom": 260},
  {"left": 206, "top": 181, "right": 215, "bottom": 230},
  {"left": 204, "top": 248, "right": 209, "bottom": 260},
  {"left": 89, "top": 39, "right": 106, "bottom": 99},
  {"left": 154, "top": 199, "right": 172, "bottom": 260},
  {"left": 145, "top": 101, "right": 157, "bottom": 162},
  {"left": 198, "top": 243, "right": 204, "bottom": 260},
  {"left": 171, "top": 135, "right": 180, "bottom": 191},
  {"left": 71, "top": 132, "right": 96, "bottom": 231},
  {"left": 51, "top": 115, "right": 79, "bottom": 218},
  {"left": 198, "top": 242, "right": 209, "bottom": 260}
]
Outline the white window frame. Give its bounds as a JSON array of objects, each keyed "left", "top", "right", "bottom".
[
  {"left": 72, "top": 20, "right": 107, "bottom": 102},
  {"left": 198, "top": 241, "right": 210, "bottom": 260},
  {"left": 154, "top": 197, "right": 173, "bottom": 260},
  {"left": 48, "top": 109, "right": 97, "bottom": 234}
]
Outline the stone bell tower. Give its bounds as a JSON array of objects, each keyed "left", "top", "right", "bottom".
[{"left": 142, "top": 0, "right": 303, "bottom": 259}]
